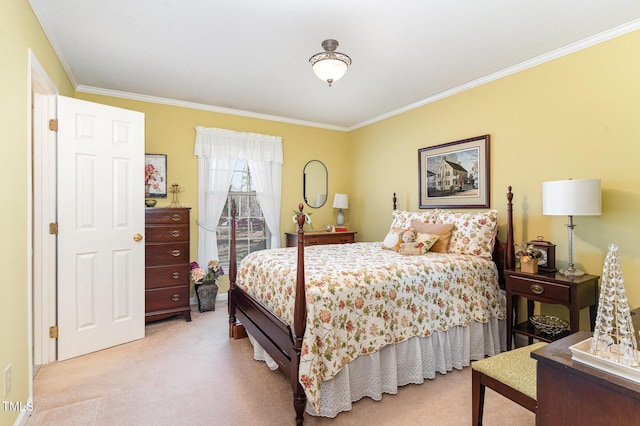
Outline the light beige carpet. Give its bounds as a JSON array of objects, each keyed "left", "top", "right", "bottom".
[{"left": 29, "top": 302, "right": 534, "bottom": 425}]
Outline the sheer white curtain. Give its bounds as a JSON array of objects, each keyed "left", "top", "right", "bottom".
[{"left": 194, "top": 126, "right": 283, "bottom": 265}]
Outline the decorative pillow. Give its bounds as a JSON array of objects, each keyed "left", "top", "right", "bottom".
[
  {"left": 390, "top": 209, "right": 439, "bottom": 229},
  {"left": 434, "top": 210, "right": 498, "bottom": 259},
  {"left": 398, "top": 233, "right": 440, "bottom": 255},
  {"left": 382, "top": 227, "right": 405, "bottom": 251},
  {"left": 410, "top": 220, "right": 455, "bottom": 253},
  {"left": 416, "top": 232, "right": 440, "bottom": 250}
]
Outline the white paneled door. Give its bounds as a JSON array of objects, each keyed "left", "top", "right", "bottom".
[{"left": 57, "top": 96, "right": 145, "bottom": 360}]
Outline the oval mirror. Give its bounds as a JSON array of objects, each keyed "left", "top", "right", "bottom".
[{"left": 303, "top": 160, "right": 328, "bottom": 208}]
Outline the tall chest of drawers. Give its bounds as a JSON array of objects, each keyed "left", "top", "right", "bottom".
[{"left": 145, "top": 208, "right": 192, "bottom": 322}]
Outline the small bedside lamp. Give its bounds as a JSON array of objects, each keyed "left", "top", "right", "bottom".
[
  {"left": 542, "top": 178, "right": 601, "bottom": 276},
  {"left": 333, "top": 193, "right": 348, "bottom": 226}
]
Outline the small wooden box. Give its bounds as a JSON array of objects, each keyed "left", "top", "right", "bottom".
[{"left": 520, "top": 258, "right": 538, "bottom": 274}]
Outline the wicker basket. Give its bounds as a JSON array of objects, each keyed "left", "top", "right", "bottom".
[{"left": 529, "top": 315, "right": 568, "bottom": 336}]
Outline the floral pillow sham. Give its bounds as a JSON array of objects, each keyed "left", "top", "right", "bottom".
[{"left": 434, "top": 210, "right": 498, "bottom": 259}]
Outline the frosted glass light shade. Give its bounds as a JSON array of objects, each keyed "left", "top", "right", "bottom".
[
  {"left": 312, "top": 59, "right": 348, "bottom": 83},
  {"left": 333, "top": 193, "right": 349, "bottom": 209},
  {"left": 542, "top": 179, "right": 601, "bottom": 216}
]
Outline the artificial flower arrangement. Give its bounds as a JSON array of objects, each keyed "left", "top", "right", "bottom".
[
  {"left": 190, "top": 260, "right": 224, "bottom": 284},
  {"left": 291, "top": 209, "right": 313, "bottom": 229},
  {"left": 515, "top": 243, "right": 542, "bottom": 263}
]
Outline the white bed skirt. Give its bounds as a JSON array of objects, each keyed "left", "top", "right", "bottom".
[{"left": 248, "top": 316, "right": 506, "bottom": 418}]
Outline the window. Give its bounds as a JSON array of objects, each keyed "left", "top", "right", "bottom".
[{"left": 216, "top": 159, "right": 269, "bottom": 270}]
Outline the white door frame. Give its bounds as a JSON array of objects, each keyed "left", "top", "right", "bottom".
[{"left": 29, "top": 49, "right": 58, "bottom": 373}]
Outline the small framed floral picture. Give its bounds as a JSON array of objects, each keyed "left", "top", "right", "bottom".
[{"left": 145, "top": 154, "right": 167, "bottom": 198}]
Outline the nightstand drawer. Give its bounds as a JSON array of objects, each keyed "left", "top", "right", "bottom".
[
  {"left": 508, "top": 275, "right": 570, "bottom": 303},
  {"left": 285, "top": 231, "right": 356, "bottom": 247},
  {"left": 306, "top": 234, "right": 354, "bottom": 245}
]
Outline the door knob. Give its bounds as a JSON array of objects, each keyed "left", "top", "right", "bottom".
[{"left": 133, "top": 233, "right": 143, "bottom": 242}]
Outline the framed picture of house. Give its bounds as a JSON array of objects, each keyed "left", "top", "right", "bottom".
[
  {"left": 145, "top": 153, "right": 167, "bottom": 198},
  {"left": 418, "top": 135, "right": 490, "bottom": 209}
]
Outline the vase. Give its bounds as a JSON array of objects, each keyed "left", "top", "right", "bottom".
[
  {"left": 520, "top": 258, "right": 538, "bottom": 274},
  {"left": 195, "top": 280, "right": 218, "bottom": 312}
]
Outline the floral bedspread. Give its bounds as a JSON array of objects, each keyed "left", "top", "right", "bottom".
[{"left": 236, "top": 242, "right": 505, "bottom": 411}]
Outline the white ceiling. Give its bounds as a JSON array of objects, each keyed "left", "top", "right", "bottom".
[{"left": 30, "top": 1, "right": 640, "bottom": 131}]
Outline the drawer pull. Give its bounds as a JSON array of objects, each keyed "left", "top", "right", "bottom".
[
  {"left": 171, "top": 214, "right": 182, "bottom": 221},
  {"left": 171, "top": 230, "right": 181, "bottom": 237},
  {"left": 172, "top": 272, "right": 180, "bottom": 279},
  {"left": 530, "top": 283, "right": 545, "bottom": 295},
  {"left": 171, "top": 294, "right": 180, "bottom": 301},
  {"left": 171, "top": 250, "right": 181, "bottom": 257}
]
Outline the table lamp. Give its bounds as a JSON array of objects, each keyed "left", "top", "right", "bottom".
[
  {"left": 542, "top": 178, "right": 601, "bottom": 276},
  {"left": 333, "top": 193, "right": 348, "bottom": 226}
]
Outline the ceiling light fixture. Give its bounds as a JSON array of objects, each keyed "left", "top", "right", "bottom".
[{"left": 309, "top": 39, "right": 352, "bottom": 87}]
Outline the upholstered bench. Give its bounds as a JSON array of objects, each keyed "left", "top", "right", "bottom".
[{"left": 471, "top": 342, "right": 547, "bottom": 425}]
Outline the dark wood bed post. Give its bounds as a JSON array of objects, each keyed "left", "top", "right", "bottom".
[
  {"left": 228, "top": 199, "right": 243, "bottom": 339},
  {"left": 506, "top": 186, "right": 515, "bottom": 270},
  {"left": 393, "top": 192, "right": 397, "bottom": 210},
  {"left": 292, "top": 204, "right": 307, "bottom": 425}
]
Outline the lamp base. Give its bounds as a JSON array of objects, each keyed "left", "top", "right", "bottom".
[
  {"left": 559, "top": 267, "right": 585, "bottom": 277},
  {"left": 336, "top": 209, "right": 344, "bottom": 226}
]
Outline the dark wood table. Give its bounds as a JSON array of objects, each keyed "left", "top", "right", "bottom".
[
  {"left": 531, "top": 332, "right": 640, "bottom": 425},
  {"left": 505, "top": 270, "right": 599, "bottom": 350}
]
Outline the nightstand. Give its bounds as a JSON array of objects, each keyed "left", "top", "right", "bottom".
[
  {"left": 505, "top": 269, "right": 599, "bottom": 350},
  {"left": 285, "top": 231, "right": 356, "bottom": 247}
]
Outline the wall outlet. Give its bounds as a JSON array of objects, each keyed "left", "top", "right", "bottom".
[{"left": 4, "top": 364, "right": 11, "bottom": 397}]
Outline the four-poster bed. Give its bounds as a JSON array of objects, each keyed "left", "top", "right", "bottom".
[{"left": 228, "top": 187, "right": 515, "bottom": 424}]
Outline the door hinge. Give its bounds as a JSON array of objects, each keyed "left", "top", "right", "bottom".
[
  {"left": 49, "top": 223, "right": 58, "bottom": 235},
  {"left": 49, "top": 119, "right": 58, "bottom": 132},
  {"left": 49, "top": 325, "right": 59, "bottom": 339}
]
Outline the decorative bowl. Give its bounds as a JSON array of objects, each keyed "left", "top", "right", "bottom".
[
  {"left": 529, "top": 315, "right": 569, "bottom": 336},
  {"left": 145, "top": 199, "right": 157, "bottom": 207}
]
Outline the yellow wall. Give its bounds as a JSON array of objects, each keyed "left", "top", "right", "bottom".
[
  {"left": 4, "top": 3, "right": 640, "bottom": 424},
  {"left": 350, "top": 30, "right": 640, "bottom": 325},
  {"left": 1, "top": 1, "right": 74, "bottom": 425},
  {"left": 74, "top": 94, "right": 350, "bottom": 294}
]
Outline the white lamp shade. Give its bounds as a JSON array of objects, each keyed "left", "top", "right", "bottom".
[
  {"left": 333, "top": 193, "right": 349, "bottom": 209},
  {"left": 312, "top": 59, "right": 348, "bottom": 83},
  {"left": 542, "top": 178, "right": 601, "bottom": 216}
]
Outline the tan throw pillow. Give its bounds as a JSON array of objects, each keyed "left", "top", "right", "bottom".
[{"left": 410, "top": 220, "right": 454, "bottom": 253}]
